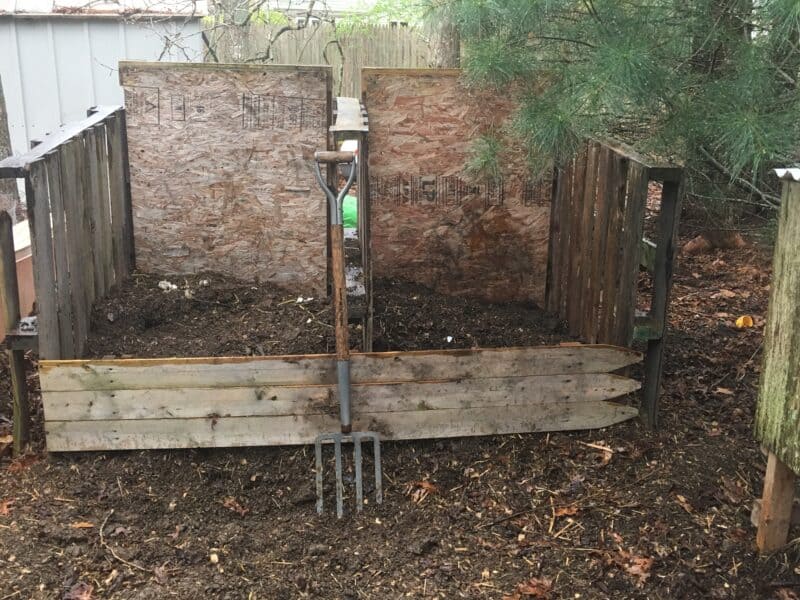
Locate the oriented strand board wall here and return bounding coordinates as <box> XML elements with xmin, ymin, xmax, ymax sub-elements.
<box><xmin>363</xmin><ymin>69</ymin><xmax>551</xmax><ymax>304</ymax></box>
<box><xmin>119</xmin><ymin>62</ymin><xmax>331</xmax><ymax>295</ymax></box>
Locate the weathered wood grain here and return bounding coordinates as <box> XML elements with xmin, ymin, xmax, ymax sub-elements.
<box><xmin>44</xmin><ymin>401</ymin><xmax>638</xmax><ymax>451</ymax></box>
<box><xmin>363</xmin><ymin>69</ymin><xmax>552</xmax><ymax>304</ymax></box>
<box><xmin>40</xmin><ymin>345</ymin><xmax>642</xmax><ymax>391</ymax></box>
<box><xmin>119</xmin><ymin>62</ymin><xmax>332</xmax><ymax>295</ymax></box>
<box><xmin>105</xmin><ymin>112</ymin><xmax>132</xmax><ymax>280</ymax></box>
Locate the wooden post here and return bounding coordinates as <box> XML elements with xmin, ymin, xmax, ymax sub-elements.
<box><xmin>757</xmin><ymin>452</ymin><xmax>797</xmax><ymax>553</ymax></box>
<box><xmin>640</xmin><ymin>176</ymin><xmax>683</xmax><ymax>428</ymax></box>
<box><xmin>0</xmin><ymin>212</ymin><xmax>28</xmax><ymax>454</ymax></box>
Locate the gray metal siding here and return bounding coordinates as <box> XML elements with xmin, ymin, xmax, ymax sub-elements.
<box><xmin>0</xmin><ymin>15</ymin><xmax>203</xmax><ymax>154</ymax></box>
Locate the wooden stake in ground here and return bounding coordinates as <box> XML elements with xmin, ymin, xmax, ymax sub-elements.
<box><xmin>0</xmin><ymin>212</ymin><xmax>28</xmax><ymax>454</ymax></box>
<box><xmin>0</xmin><ymin>75</ymin><xmax>19</xmax><ymax>221</ymax></box>
<box><xmin>754</xmin><ymin>176</ymin><xmax>800</xmax><ymax>553</ymax></box>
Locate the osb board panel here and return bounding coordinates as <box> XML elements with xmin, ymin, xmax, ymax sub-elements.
<box><xmin>119</xmin><ymin>62</ymin><xmax>331</xmax><ymax>295</ymax></box>
<box><xmin>363</xmin><ymin>69</ymin><xmax>552</xmax><ymax>304</ymax></box>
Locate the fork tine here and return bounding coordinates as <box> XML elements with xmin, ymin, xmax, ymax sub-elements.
<box><xmin>373</xmin><ymin>435</ymin><xmax>383</xmax><ymax>504</ymax></box>
<box><xmin>315</xmin><ymin>438</ymin><xmax>324</xmax><ymax>515</ymax></box>
<box><xmin>354</xmin><ymin>435</ymin><xmax>363</xmax><ymax>510</ymax></box>
<box><xmin>334</xmin><ymin>437</ymin><xmax>344</xmax><ymax>519</ymax></box>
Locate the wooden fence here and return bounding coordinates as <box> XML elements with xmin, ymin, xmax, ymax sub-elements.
<box><xmin>0</xmin><ymin>106</ymin><xmax>134</xmax><ymax>361</ymax></box>
<box><xmin>545</xmin><ymin>138</ymin><xmax>683</xmax><ymax>427</ymax></box>
<box><xmin>210</xmin><ymin>23</ymin><xmax>432</xmax><ymax>96</ymax></box>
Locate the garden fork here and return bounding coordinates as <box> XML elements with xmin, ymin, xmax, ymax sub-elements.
<box><xmin>312</xmin><ymin>150</ymin><xmax>383</xmax><ymax>518</ymax></box>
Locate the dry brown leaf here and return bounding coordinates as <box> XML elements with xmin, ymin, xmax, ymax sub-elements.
<box><xmin>554</xmin><ymin>506</ymin><xmax>579</xmax><ymax>517</ymax></box>
<box><xmin>222</xmin><ymin>496</ymin><xmax>249</xmax><ymax>517</ymax></box>
<box><xmin>735</xmin><ymin>315</ymin><xmax>754</xmax><ymax>329</ymax></box>
<box><xmin>0</xmin><ymin>499</ymin><xmax>14</xmax><ymax>516</ymax></box>
<box><xmin>714</xmin><ymin>387</ymin><xmax>735</xmax><ymax>395</ymax></box>
<box><xmin>503</xmin><ymin>577</ymin><xmax>553</xmax><ymax>599</ymax></box>
<box><xmin>7</xmin><ymin>454</ymin><xmax>39</xmax><ymax>473</ymax></box>
<box><xmin>624</xmin><ymin>555</ymin><xmax>654</xmax><ymax>587</ymax></box>
<box><xmin>404</xmin><ymin>480</ymin><xmax>440</xmax><ymax>504</ymax></box>
<box><xmin>775</xmin><ymin>588</ymin><xmax>800</xmax><ymax>600</ymax></box>
<box><xmin>675</xmin><ymin>494</ymin><xmax>694</xmax><ymax>514</ymax></box>
<box><xmin>70</xmin><ymin>521</ymin><xmax>95</xmax><ymax>529</ymax></box>
<box><xmin>711</xmin><ymin>289</ymin><xmax>737</xmax><ymax>299</ymax></box>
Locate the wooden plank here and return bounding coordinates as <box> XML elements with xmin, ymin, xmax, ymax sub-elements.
<box><xmin>598</xmin><ymin>153</ymin><xmax>629</xmax><ymax>344</ymax></box>
<box><xmin>105</xmin><ymin>113</ymin><xmax>129</xmax><ymax>280</ymax></box>
<box><xmin>59</xmin><ymin>140</ymin><xmax>89</xmax><ymax>357</ymax></box>
<box><xmin>0</xmin><ymin>106</ymin><xmax>120</xmax><ymax>177</ymax></box>
<box><xmin>0</xmin><ymin>212</ymin><xmax>29</xmax><ymax>454</ymax></box>
<box><xmin>592</xmin><ymin>137</ymin><xmax>682</xmax><ymax>182</ymax></box>
<box><xmin>43</xmin><ymin>401</ymin><xmax>639</xmax><ymax>452</ymax></box>
<box><xmin>85</xmin><ymin>128</ymin><xmax>107</xmax><ymax>297</ymax></box>
<box><xmin>616</xmin><ymin>163</ymin><xmax>649</xmax><ymax>345</ymax></box>
<box><xmin>44</xmin><ymin>152</ymin><xmax>76</xmax><ymax>359</ymax></box>
<box><xmin>757</xmin><ymin>452</ymin><xmax>797</xmax><ymax>553</ymax></box>
<box><xmin>117</xmin><ymin>109</ymin><xmax>135</xmax><ymax>273</ymax></box>
<box><xmin>40</xmin><ymin>345</ymin><xmax>643</xmax><ymax>392</ymax></box>
<box><xmin>567</xmin><ymin>146</ymin><xmax>587</xmax><ymax>334</ymax></box>
<box><xmin>544</xmin><ymin>167</ymin><xmax>563</xmax><ymax>313</ymax></box>
<box><xmin>557</xmin><ymin>158</ymin><xmax>574</xmax><ymax>319</ymax></box>
<box><xmin>76</xmin><ymin>132</ymin><xmax>96</xmax><ymax>309</ymax></box>
<box><xmin>42</xmin><ymin>372</ymin><xmax>640</xmax><ymax>421</ymax></box>
<box><xmin>92</xmin><ymin>124</ymin><xmax>114</xmax><ymax>292</ymax></box>
<box><xmin>577</xmin><ymin>141</ymin><xmax>600</xmax><ymax>340</ymax></box>
<box><xmin>586</xmin><ymin>146</ymin><xmax>613</xmax><ymax>343</ymax></box>
<box><xmin>640</xmin><ymin>176</ymin><xmax>683</xmax><ymax>427</ymax></box>
<box><xmin>25</xmin><ymin>161</ymin><xmax>61</xmax><ymax>359</ymax></box>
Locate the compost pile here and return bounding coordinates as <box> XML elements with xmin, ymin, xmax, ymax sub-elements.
<box><xmin>85</xmin><ymin>274</ymin><xmax>570</xmax><ymax>358</ymax></box>
<box><xmin>0</xmin><ymin>226</ymin><xmax>793</xmax><ymax>599</ymax></box>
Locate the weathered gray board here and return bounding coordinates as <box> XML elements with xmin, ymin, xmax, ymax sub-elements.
<box><xmin>40</xmin><ymin>345</ymin><xmax>641</xmax><ymax>451</ymax></box>
<box><xmin>119</xmin><ymin>62</ymin><xmax>332</xmax><ymax>295</ymax></box>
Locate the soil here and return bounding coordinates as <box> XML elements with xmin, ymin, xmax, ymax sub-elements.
<box><xmin>0</xmin><ymin>228</ymin><xmax>796</xmax><ymax>599</ymax></box>
<box><xmin>85</xmin><ymin>275</ymin><xmax>571</xmax><ymax>358</ymax></box>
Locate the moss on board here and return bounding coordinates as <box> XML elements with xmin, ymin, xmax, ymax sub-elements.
<box><xmin>755</xmin><ymin>180</ymin><xmax>800</xmax><ymax>474</ymax></box>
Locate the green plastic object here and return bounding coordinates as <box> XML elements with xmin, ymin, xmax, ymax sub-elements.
<box><xmin>343</xmin><ymin>195</ymin><xmax>358</xmax><ymax>228</ymax></box>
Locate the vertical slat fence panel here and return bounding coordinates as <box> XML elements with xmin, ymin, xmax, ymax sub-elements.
<box><xmin>76</xmin><ymin>132</ymin><xmax>96</xmax><ymax>309</ymax></box>
<box><xmin>44</xmin><ymin>151</ymin><xmax>76</xmax><ymax>359</ymax></box>
<box><xmin>566</xmin><ymin>147</ymin><xmax>587</xmax><ymax>334</ymax></box>
<box><xmin>577</xmin><ymin>142</ymin><xmax>600</xmax><ymax>340</ymax></box>
<box><xmin>86</xmin><ymin>128</ymin><xmax>108</xmax><ymax>297</ymax></box>
<box><xmin>599</xmin><ymin>154</ymin><xmax>628</xmax><ymax>344</ymax></box>
<box><xmin>25</xmin><ymin>160</ymin><xmax>61</xmax><ymax>359</ymax></box>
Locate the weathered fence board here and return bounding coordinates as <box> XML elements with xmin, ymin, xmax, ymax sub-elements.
<box><xmin>40</xmin><ymin>344</ymin><xmax>641</xmax><ymax>451</ymax></box>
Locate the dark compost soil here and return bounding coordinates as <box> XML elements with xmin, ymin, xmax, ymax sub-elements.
<box><xmin>84</xmin><ymin>275</ymin><xmax>570</xmax><ymax>358</ymax></box>
<box><xmin>0</xmin><ymin>230</ymin><xmax>795</xmax><ymax>600</ymax></box>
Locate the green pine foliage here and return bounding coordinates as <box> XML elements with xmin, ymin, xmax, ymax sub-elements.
<box><xmin>447</xmin><ymin>0</ymin><xmax>800</xmax><ymax>208</ymax></box>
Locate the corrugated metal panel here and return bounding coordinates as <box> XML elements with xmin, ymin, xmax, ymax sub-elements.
<box><xmin>0</xmin><ymin>15</ymin><xmax>203</xmax><ymax>154</ymax></box>
<box><xmin>0</xmin><ymin>0</ymin><xmax>208</xmax><ymax>16</ymax></box>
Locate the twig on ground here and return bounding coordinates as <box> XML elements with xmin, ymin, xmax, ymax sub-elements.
<box><xmin>100</xmin><ymin>509</ymin><xmax>152</xmax><ymax>574</ymax></box>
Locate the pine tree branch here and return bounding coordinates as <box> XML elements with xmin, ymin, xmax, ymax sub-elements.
<box><xmin>698</xmin><ymin>146</ymin><xmax>781</xmax><ymax>208</ymax></box>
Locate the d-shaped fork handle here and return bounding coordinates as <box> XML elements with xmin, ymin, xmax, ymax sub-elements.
<box><xmin>313</xmin><ymin>150</ymin><xmax>358</xmax><ymax>226</ymax></box>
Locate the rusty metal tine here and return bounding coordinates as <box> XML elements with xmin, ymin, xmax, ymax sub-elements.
<box><xmin>354</xmin><ymin>436</ymin><xmax>363</xmax><ymax>510</ymax></box>
<box><xmin>315</xmin><ymin>439</ymin><xmax>324</xmax><ymax>515</ymax></box>
<box><xmin>334</xmin><ymin>437</ymin><xmax>344</xmax><ymax>519</ymax></box>
<box><xmin>373</xmin><ymin>435</ymin><xmax>383</xmax><ymax>504</ymax></box>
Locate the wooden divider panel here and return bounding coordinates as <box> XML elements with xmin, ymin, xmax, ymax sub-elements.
<box><xmin>40</xmin><ymin>344</ymin><xmax>642</xmax><ymax>451</ymax></box>
<box><xmin>363</xmin><ymin>69</ymin><xmax>552</xmax><ymax>304</ymax></box>
<box><xmin>119</xmin><ymin>62</ymin><xmax>332</xmax><ymax>295</ymax></box>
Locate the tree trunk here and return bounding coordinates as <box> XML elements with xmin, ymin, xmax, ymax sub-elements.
<box><xmin>0</xmin><ymin>75</ymin><xmax>19</xmax><ymax>223</ymax></box>
<box><xmin>430</xmin><ymin>20</ymin><xmax>460</xmax><ymax>68</ymax></box>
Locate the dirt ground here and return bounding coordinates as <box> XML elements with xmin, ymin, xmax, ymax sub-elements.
<box><xmin>0</xmin><ymin>229</ymin><xmax>797</xmax><ymax>599</ymax></box>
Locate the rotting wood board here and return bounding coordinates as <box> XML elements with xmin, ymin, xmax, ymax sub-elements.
<box><xmin>39</xmin><ymin>344</ymin><xmax>641</xmax><ymax>451</ymax></box>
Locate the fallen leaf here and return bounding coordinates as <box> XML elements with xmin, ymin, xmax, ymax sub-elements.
<box><xmin>624</xmin><ymin>555</ymin><xmax>654</xmax><ymax>587</ymax></box>
<box><xmin>711</xmin><ymin>289</ymin><xmax>737</xmax><ymax>299</ymax></box>
<box><xmin>70</xmin><ymin>521</ymin><xmax>95</xmax><ymax>529</ymax></box>
<box><xmin>675</xmin><ymin>494</ymin><xmax>694</xmax><ymax>514</ymax></box>
<box><xmin>735</xmin><ymin>315</ymin><xmax>754</xmax><ymax>329</ymax></box>
<box><xmin>714</xmin><ymin>387</ymin><xmax>735</xmax><ymax>395</ymax></box>
<box><xmin>154</xmin><ymin>564</ymin><xmax>169</xmax><ymax>585</ymax></box>
<box><xmin>0</xmin><ymin>499</ymin><xmax>14</xmax><ymax>516</ymax></box>
<box><xmin>7</xmin><ymin>454</ymin><xmax>39</xmax><ymax>473</ymax></box>
<box><xmin>503</xmin><ymin>577</ymin><xmax>553</xmax><ymax>599</ymax></box>
<box><xmin>222</xmin><ymin>496</ymin><xmax>249</xmax><ymax>517</ymax></box>
<box><xmin>63</xmin><ymin>582</ymin><xmax>94</xmax><ymax>600</ymax></box>
<box><xmin>404</xmin><ymin>480</ymin><xmax>440</xmax><ymax>504</ymax></box>
<box><xmin>554</xmin><ymin>506</ymin><xmax>579</xmax><ymax>517</ymax></box>
<box><xmin>775</xmin><ymin>589</ymin><xmax>799</xmax><ymax>600</ymax></box>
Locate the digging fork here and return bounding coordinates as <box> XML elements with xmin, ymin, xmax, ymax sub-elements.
<box><xmin>312</xmin><ymin>150</ymin><xmax>383</xmax><ymax>518</ymax></box>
